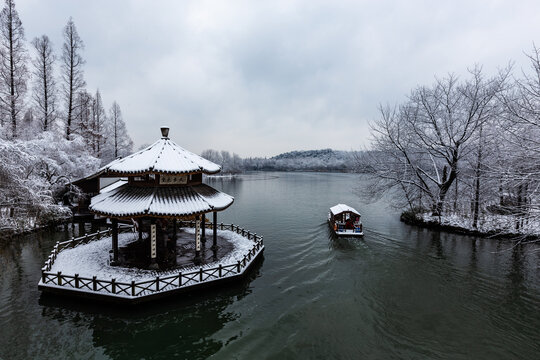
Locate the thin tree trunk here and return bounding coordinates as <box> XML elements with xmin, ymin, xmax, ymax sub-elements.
<box><xmin>8</xmin><ymin>5</ymin><xmax>16</xmax><ymax>138</ymax></box>
<box><xmin>472</xmin><ymin>125</ymin><xmax>483</xmax><ymax>228</ymax></box>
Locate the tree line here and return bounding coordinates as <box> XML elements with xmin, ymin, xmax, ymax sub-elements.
<box><xmin>200</xmin><ymin>148</ymin><xmax>358</xmax><ymax>174</ymax></box>
<box><xmin>0</xmin><ymin>0</ymin><xmax>133</xmax><ymax>234</ymax></box>
<box><xmin>364</xmin><ymin>49</ymin><xmax>540</xmax><ymax>235</ymax></box>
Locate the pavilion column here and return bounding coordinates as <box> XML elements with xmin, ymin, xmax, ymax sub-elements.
<box><xmin>138</xmin><ymin>218</ymin><xmax>143</xmax><ymax>242</ymax></box>
<box><xmin>195</xmin><ymin>215</ymin><xmax>201</xmax><ymax>261</ymax></box>
<box><xmin>149</xmin><ymin>218</ymin><xmax>158</xmax><ymax>269</ymax></box>
<box><xmin>111</xmin><ymin>218</ymin><xmax>119</xmax><ymax>265</ymax></box>
<box><xmin>201</xmin><ymin>213</ymin><xmax>206</xmax><ymax>245</ymax></box>
<box><xmin>212</xmin><ymin>211</ymin><xmax>217</xmax><ymax>250</ymax></box>
<box><xmin>172</xmin><ymin>219</ymin><xmax>177</xmax><ymax>241</ymax></box>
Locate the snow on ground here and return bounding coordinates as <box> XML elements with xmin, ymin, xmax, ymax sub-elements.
<box><xmin>419</xmin><ymin>212</ymin><xmax>540</xmax><ymax>236</ymax></box>
<box><xmin>50</xmin><ymin>229</ymin><xmax>257</xmax><ymax>283</ymax></box>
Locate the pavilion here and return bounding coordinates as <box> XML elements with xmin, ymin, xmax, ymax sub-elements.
<box><xmin>88</xmin><ymin>126</ymin><xmax>234</xmax><ymax>269</ymax></box>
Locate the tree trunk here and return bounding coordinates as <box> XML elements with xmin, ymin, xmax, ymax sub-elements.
<box><xmin>472</xmin><ymin>125</ymin><xmax>483</xmax><ymax>228</ymax></box>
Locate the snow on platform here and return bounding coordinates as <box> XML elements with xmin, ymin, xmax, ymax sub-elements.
<box><xmin>49</xmin><ymin>229</ymin><xmax>254</xmax><ymax>283</ymax></box>
<box><xmin>39</xmin><ymin>225</ymin><xmax>264</xmax><ymax>303</ymax></box>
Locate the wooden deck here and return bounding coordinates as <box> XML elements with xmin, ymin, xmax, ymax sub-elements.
<box><xmin>38</xmin><ymin>223</ymin><xmax>264</xmax><ymax>304</ymax></box>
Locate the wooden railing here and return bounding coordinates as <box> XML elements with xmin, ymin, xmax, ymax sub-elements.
<box><xmin>40</xmin><ymin>223</ymin><xmax>264</xmax><ymax>298</ymax></box>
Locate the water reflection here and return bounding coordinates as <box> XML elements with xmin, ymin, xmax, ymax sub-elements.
<box><xmin>2</xmin><ymin>172</ymin><xmax>540</xmax><ymax>360</ymax></box>
<box><xmin>505</xmin><ymin>245</ymin><xmax>527</xmax><ymax>306</ymax></box>
<box><xmin>38</xmin><ymin>258</ymin><xmax>263</xmax><ymax>360</ymax></box>
<box><xmin>429</xmin><ymin>231</ymin><xmax>446</xmax><ymax>259</ymax></box>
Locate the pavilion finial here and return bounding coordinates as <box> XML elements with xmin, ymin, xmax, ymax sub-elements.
<box><xmin>161</xmin><ymin>126</ymin><xmax>169</xmax><ymax>138</ymax></box>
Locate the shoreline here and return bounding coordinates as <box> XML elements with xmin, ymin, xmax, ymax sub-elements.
<box><xmin>0</xmin><ymin>218</ymin><xmax>72</xmax><ymax>241</ymax></box>
<box><xmin>400</xmin><ymin>212</ymin><xmax>540</xmax><ymax>242</ymax></box>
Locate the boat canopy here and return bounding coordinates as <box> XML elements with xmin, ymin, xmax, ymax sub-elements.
<box><xmin>330</xmin><ymin>204</ymin><xmax>361</xmax><ymax>216</ymax></box>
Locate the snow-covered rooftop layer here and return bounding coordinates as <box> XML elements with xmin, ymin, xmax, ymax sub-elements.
<box><xmin>49</xmin><ymin>230</ymin><xmax>255</xmax><ymax>282</ymax></box>
<box><xmin>89</xmin><ymin>183</ymin><xmax>234</xmax><ymax>217</ymax></box>
<box><xmin>330</xmin><ymin>203</ymin><xmax>361</xmax><ymax>216</ymax></box>
<box><xmin>98</xmin><ymin>136</ymin><xmax>221</xmax><ymax>175</ymax></box>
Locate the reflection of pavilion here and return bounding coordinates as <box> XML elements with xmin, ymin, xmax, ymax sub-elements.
<box><xmin>89</xmin><ymin>126</ymin><xmax>235</xmax><ymax>269</ymax></box>
<box><xmin>39</xmin><ymin>258</ymin><xmax>263</xmax><ymax>359</ymax></box>
<box><xmin>38</xmin><ymin>127</ymin><xmax>264</xmax><ymax>303</ymax></box>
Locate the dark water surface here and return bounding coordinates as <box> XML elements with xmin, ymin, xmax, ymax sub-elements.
<box><xmin>0</xmin><ymin>172</ymin><xmax>538</xmax><ymax>360</ymax></box>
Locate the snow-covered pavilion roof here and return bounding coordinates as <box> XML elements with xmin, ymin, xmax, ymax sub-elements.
<box><xmin>98</xmin><ymin>128</ymin><xmax>221</xmax><ymax>176</ymax></box>
<box><xmin>89</xmin><ymin>183</ymin><xmax>234</xmax><ymax>218</ymax></box>
<box><xmin>330</xmin><ymin>204</ymin><xmax>361</xmax><ymax>216</ymax></box>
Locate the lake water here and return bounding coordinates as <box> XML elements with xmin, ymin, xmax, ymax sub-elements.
<box><xmin>0</xmin><ymin>172</ymin><xmax>538</xmax><ymax>360</ymax></box>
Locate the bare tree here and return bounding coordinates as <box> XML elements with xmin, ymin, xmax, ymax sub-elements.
<box><xmin>91</xmin><ymin>89</ymin><xmax>105</xmax><ymax>156</ymax></box>
<box><xmin>498</xmin><ymin>46</ymin><xmax>540</xmax><ymax>232</ymax></box>
<box><xmin>106</xmin><ymin>101</ymin><xmax>133</xmax><ymax>160</ymax></box>
<box><xmin>61</xmin><ymin>18</ymin><xmax>85</xmax><ymax>140</ymax></box>
<box><xmin>31</xmin><ymin>35</ymin><xmax>57</xmax><ymax>131</ymax></box>
<box><xmin>0</xmin><ymin>0</ymin><xmax>27</xmax><ymax>139</ymax></box>
<box><xmin>73</xmin><ymin>90</ymin><xmax>93</xmax><ymax>146</ymax></box>
<box><xmin>369</xmin><ymin>67</ymin><xmax>508</xmax><ymax>216</ymax></box>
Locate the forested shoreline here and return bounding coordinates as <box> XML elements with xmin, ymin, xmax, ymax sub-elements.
<box><xmin>201</xmin><ymin>148</ymin><xmax>360</xmax><ymax>174</ymax></box>
<box><xmin>362</xmin><ymin>51</ymin><xmax>540</xmax><ymax>241</ymax></box>
<box><xmin>0</xmin><ymin>0</ymin><xmax>133</xmax><ymax>236</ymax></box>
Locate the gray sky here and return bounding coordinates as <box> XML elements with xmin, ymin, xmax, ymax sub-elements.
<box><xmin>18</xmin><ymin>0</ymin><xmax>540</xmax><ymax>157</ymax></box>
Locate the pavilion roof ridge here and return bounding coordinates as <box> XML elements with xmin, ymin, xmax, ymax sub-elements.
<box><xmin>93</xmin><ymin>130</ymin><xmax>221</xmax><ymax>176</ymax></box>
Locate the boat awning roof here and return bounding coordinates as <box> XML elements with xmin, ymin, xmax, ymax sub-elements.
<box><xmin>89</xmin><ymin>183</ymin><xmax>234</xmax><ymax>218</ymax></box>
<box><xmin>330</xmin><ymin>204</ymin><xmax>361</xmax><ymax>216</ymax></box>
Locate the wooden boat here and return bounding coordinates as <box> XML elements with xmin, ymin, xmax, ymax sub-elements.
<box><xmin>328</xmin><ymin>204</ymin><xmax>364</xmax><ymax>236</ymax></box>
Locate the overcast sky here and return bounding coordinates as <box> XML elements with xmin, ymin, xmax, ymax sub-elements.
<box><xmin>18</xmin><ymin>0</ymin><xmax>540</xmax><ymax>157</ymax></box>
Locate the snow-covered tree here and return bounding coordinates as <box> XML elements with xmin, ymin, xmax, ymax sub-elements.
<box><xmin>61</xmin><ymin>18</ymin><xmax>85</xmax><ymax>140</ymax></box>
<box><xmin>31</xmin><ymin>35</ymin><xmax>57</xmax><ymax>132</ymax></box>
<box><xmin>368</xmin><ymin>67</ymin><xmax>509</xmax><ymax>216</ymax></box>
<box><xmin>91</xmin><ymin>89</ymin><xmax>105</xmax><ymax>156</ymax></box>
<box><xmin>0</xmin><ymin>132</ymin><xmax>100</xmax><ymax>231</ymax></box>
<box><xmin>72</xmin><ymin>90</ymin><xmax>93</xmax><ymax>144</ymax></box>
<box><xmin>0</xmin><ymin>0</ymin><xmax>27</xmax><ymax>139</ymax></box>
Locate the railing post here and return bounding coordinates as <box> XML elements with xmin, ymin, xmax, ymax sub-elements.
<box><xmin>41</xmin><ymin>269</ymin><xmax>46</xmax><ymax>283</ymax></box>
<box><xmin>156</xmin><ymin>277</ymin><xmax>160</xmax><ymax>292</ymax></box>
<box><xmin>199</xmin><ymin>268</ymin><xmax>203</xmax><ymax>282</ymax></box>
<box><xmin>178</xmin><ymin>272</ymin><xmax>183</xmax><ymax>287</ymax></box>
<box><xmin>247</xmin><ymin>231</ymin><xmax>251</xmax><ymax>239</ymax></box>
<box><xmin>237</xmin><ymin>261</ymin><xmax>241</xmax><ymax>273</ymax></box>
<box><xmin>220</xmin><ymin>222</ymin><xmax>223</xmax><ymax>230</ymax></box>
<box><xmin>219</xmin><ymin>264</ymin><xmax>222</xmax><ymax>278</ymax></box>
<box><xmin>57</xmin><ymin>272</ymin><xmax>62</xmax><ymax>286</ymax></box>
<box><xmin>131</xmin><ymin>281</ymin><xmax>136</xmax><ymax>296</ymax></box>
<box><xmin>111</xmin><ymin>279</ymin><xmax>116</xmax><ymax>294</ymax></box>
<box><xmin>92</xmin><ymin>276</ymin><xmax>97</xmax><ymax>291</ymax></box>
<box><xmin>75</xmin><ymin>274</ymin><xmax>79</xmax><ymax>288</ymax></box>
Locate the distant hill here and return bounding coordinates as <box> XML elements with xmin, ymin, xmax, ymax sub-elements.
<box><xmin>202</xmin><ymin>148</ymin><xmax>361</xmax><ymax>173</ymax></box>
<box><xmin>244</xmin><ymin>149</ymin><xmax>359</xmax><ymax>172</ymax></box>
